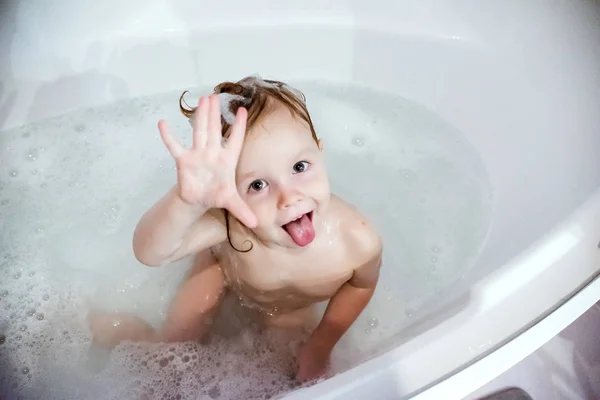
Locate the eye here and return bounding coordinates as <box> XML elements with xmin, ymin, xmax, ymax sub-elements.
<box><xmin>293</xmin><ymin>161</ymin><xmax>309</xmax><ymax>173</ymax></box>
<box><xmin>248</xmin><ymin>179</ymin><xmax>268</xmax><ymax>192</ymax></box>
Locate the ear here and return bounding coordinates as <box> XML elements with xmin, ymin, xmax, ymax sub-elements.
<box><xmin>317</xmin><ymin>139</ymin><xmax>324</xmax><ymax>152</ymax></box>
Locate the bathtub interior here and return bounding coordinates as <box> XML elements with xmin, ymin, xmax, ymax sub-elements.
<box><xmin>2</xmin><ymin>1</ymin><xmax>600</xmax><ymax>399</ymax></box>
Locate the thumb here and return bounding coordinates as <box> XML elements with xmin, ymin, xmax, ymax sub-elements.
<box><xmin>225</xmin><ymin>194</ymin><xmax>257</xmax><ymax>229</ymax></box>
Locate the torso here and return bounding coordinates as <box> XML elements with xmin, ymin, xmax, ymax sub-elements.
<box><xmin>211</xmin><ymin>195</ymin><xmax>381</xmax><ymax>315</ymax></box>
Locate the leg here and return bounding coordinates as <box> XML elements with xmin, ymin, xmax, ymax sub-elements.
<box><xmin>89</xmin><ymin>251</ymin><xmax>226</xmax><ymax>347</ymax></box>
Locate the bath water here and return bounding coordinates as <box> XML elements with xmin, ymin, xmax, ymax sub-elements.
<box><xmin>0</xmin><ymin>82</ymin><xmax>493</xmax><ymax>399</ymax></box>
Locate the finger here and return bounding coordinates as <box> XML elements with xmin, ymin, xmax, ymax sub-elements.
<box><xmin>226</xmin><ymin>194</ymin><xmax>257</xmax><ymax>229</ymax></box>
<box><xmin>192</xmin><ymin>96</ymin><xmax>209</xmax><ymax>149</ymax></box>
<box><xmin>225</xmin><ymin>107</ymin><xmax>248</xmax><ymax>159</ymax></box>
<box><xmin>206</xmin><ymin>94</ymin><xmax>222</xmax><ymax>150</ymax></box>
<box><xmin>158</xmin><ymin>120</ymin><xmax>185</xmax><ymax>158</ymax></box>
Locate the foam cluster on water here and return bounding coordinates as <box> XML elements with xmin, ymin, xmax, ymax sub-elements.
<box><xmin>0</xmin><ymin>82</ymin><xmax>493</xmax><ymax>399</ymax></box>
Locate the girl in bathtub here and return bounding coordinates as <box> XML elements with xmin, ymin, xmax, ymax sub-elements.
<box><xmin>89</xmin><ymin>75</ymin><xmax>382</xmax><ymax>381</ymax></box>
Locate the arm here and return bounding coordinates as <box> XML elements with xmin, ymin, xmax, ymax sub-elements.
<box><xmin>309</xmin><ymin>253</ymin><xmax>381</xmax><ymax>350</ymax></box>
<box><xmin>296</xmin><ymin>250</ymin><xmax>382</xmax><ymax>381</ymax></box>
<box><xmin>133</xmin><ymin>95</ymin><xmax>255</xmax><ymax>266</ymax></box>
<box><xmin>132</xmin><ymin>185</ymin><xmax>226</xmax><ymax>266</ymax></box>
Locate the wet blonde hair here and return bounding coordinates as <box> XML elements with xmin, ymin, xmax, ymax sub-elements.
<box><xmin>179</xmin><ymin>75</ymin><xmax>319</xmax><ymax>252</ymax></box>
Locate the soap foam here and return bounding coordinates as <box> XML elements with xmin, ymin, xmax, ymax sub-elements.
<box><xmin>0</xmin><ymin>82</ymin><xmax>492</xmax><ymax>399</ymax></box>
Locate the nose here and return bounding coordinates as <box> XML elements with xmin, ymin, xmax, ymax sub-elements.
<box><xmin>277</xmin><ymin>186</ymin><xmax>303</xmax><ymax>210</ymax></box>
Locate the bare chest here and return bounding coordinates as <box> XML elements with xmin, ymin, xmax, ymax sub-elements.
<box><xmin>215</xmin><ymin>244</ymin><xmax>354</xmax><ymax>307</ymax></box>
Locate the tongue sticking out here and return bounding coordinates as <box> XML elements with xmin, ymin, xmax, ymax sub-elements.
<box><xmin>283</xmin><ymin>213</ymin><xmax>315</xmax><ymax>247</ymax></box>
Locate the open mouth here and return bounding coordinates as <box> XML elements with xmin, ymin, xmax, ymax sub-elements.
<box><xmin>282</xmin><ymin>211</ymin><xmax>315</xmax><ymax>247</ymax></box>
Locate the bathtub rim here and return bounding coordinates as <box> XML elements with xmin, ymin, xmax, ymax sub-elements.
<box><xmin>283</xmin><ymin>187</ymin><xmax>600</xmax><ymax>399</ymax></box>
<box><xmin>412</xmin><ymin>273</ymin><xmax>600</xmax><ymax>400</ymax></box>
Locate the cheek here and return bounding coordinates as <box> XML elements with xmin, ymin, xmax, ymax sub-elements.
<box><xmin>247</xmin><ymin>196</ymin><xmax>277</xmax><ymax>223</ymax></box>
<box><xmin>303</xmin><ymin>170</ymin><xmax>329</xmax><ymax>195</ymax></box>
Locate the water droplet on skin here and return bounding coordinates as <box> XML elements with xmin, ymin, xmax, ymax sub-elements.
<box><xmin>352</xmin><ymin>136</ymin><xmax>364</xmax><ymax>147</ymax></box>
<box><xmin>36</xmin><ymin>313</ymin><xmax>44</xmax><ymax>321</ymax></box>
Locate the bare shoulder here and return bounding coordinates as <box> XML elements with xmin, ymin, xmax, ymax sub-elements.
<box><xmin>331</xmin><ymin>195</ymin><xmax>383</xmax><ymax>261</ymax></box>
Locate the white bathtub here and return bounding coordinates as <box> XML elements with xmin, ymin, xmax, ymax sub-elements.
<box><xmin>1</xmin><ymin>1</ymin><xmax>600</xmax><ymax>399</ymax></box>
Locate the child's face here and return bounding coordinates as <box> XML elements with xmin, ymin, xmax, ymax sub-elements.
<box><xmin>235</xmin><ymin>104</ymin><xmax>330</xmax><ymax>248</ymax></box>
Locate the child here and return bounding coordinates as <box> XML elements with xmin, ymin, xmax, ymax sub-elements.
<box><xmin>89</xmin><ymin>75</ymin><xmax>382</xmax><ymax>381</ymax></box>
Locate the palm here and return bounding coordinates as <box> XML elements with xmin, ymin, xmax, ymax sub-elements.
<box><xmin>158</xmin><ymin>95</ymin><xmax>257</xmax><ymax>228</ymax></box>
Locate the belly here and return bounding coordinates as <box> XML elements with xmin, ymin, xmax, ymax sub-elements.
<box><xmin>231</xmin><ymin>276</ymin><xmax>348</xmax><ymax>314</ymax></box>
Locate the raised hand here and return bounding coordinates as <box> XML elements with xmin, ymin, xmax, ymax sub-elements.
<box><xmin>158</xmin><ymin>95</ymin><xmax>257</xmax><ymax>228</ymax></box>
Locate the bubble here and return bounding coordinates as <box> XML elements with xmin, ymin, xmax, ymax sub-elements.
<box><xmin>352</xmin><ymin>136</ymin><xmax>364</xmax><ymax>147</ymax></box>
<box><xmin>0</xmin><ymin>334</ymin><xmax>4</xmax><ymax>344</ymax></box>
<box><xmin>28</xmin><ymin>271</ymin><xmax>35</xmax><ymax>277</ymax></box>
<box><xmin>27</xmin><ymin>149</ymin><xmax>39</xmax><ymax>161</ymax></box>
<box><xmin>27</xmin><ymin>308</ymin><xmax>36</xmax><ymax>316</ymax></box>
<box><xmin>13</xmin><ymin>271</ymin><xmax>21</xmax><ymax>279</ymax></box>
<box><xmin>21</xmin><ymin>367</ymin><xmax>29</xmax><ymax>375</ymax></box>
<box><xmin>208</xmin><ymin>385</ymin><xmax>221</xmax><ymax>399</ymax></box>
<box><xmin>431</xmin><ymin>257</ymin><xmax>438</xmax><ymax>263</ymax></box>
<box><xmin>74</xmin><ymin>123</ymin><xmax>86</xmax><ymax>132</ymax></box>
<box><xmin>31</xmin><ymin>169</ymin><xmax>38</xmax><ymax>175</ymax></box>
<box><xmin>368</xmin><ymin>317</ymin><xmax>379</xmax><ymax>328</ymax></box>
<box><xmin>9</xmin><ymin>170</ymin><xmax>18</xmax><ymax>177</ymax></box>
<box><xmin>0</xmin><ymin>290</ymin><xmax>7</xmax><ymax>297</ymax></box>
<box><xmin>36</xmin><ymin>313</ymin><xmax>44</xmax><ymax>321</ymax></box>
<box><xmin>42</xmin><ymin>294</ymin><xmax>49</xmax><ymax>301</ymax></box>
<box><xmin>1</xmin><ymin>199</ymin><xmax>8</xmax><ymax>205</ymax></box>
<box><xmin>432</xmin><ymin>246</ymin><xmax>440</xmax><ymax>253</ymax></box>
<box><xmin>19</xmin><ymin>325</ymin><xmax>27</xmax><ymax>332</ymax></box>
<box><xmin>40</xmin><ymin>182</ymin><xmax>47</xmax><ymax>189</ymax></box>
